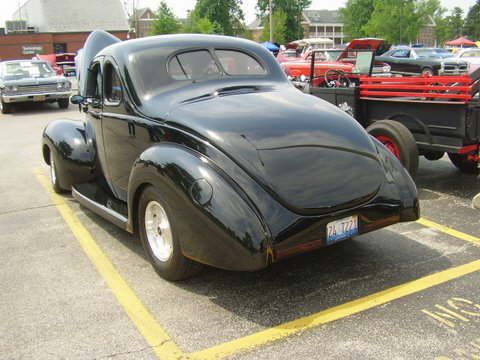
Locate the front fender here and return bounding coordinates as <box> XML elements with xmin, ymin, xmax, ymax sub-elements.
<box><xmin>127</xmin><ymin>144</ymin><xmax>272</xmax><ymax>271</ymax></box>
<box><xmin>42</xmin><ymin>119</ymin><xmax>96</xmax><ymax>189</ymax></box>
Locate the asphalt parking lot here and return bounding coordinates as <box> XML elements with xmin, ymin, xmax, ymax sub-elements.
<box><xmin>1</xmin><ymin>103</ymin><xmax>480</xmax><ymax>360</ymax></box>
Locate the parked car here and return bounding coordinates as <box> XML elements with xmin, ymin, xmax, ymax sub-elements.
<box><xmin>0</xmin><ymin>60</ymin><xmax>71</xmax><ymax>114</ymax></box>
<box><xmin>42</xmin><ymin>30</ymin><xmax>419</xmax><ymax>281</ymax></box>
<box><xmin>281</xmin><ymin>38</ymin><xmax>390</xmax><ymax>88</ymax></box>
<box><xmin>34</xmin><ymin>53</ymin><xmax>77</xmax><ymax>77</ymax></box>
<box><xmin>452</xmin><ymin>48</ymin><xmax>480</xmax><ymax>74</ymax></box>
<box><xmin>375</xmin><ymin>47</ymin><xmax>469</xmax><ymax>76</ymax></box>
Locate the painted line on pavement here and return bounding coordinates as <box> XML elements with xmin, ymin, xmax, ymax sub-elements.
<box><xmin>417</xmin><ymin>217</ymin><xmax>480</xmax><ymax>246</ymax></box>
<box><xmin>33</xmin><ymin>168</ymin><xmax>186</xmax><ymax>360</ymax></box>
<box><xmin>33</xmin><ymin>168</ymin><xmax>480</xmax><ymax>360</ymax></box>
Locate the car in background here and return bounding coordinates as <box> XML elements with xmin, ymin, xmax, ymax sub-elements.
<box><xmin>451</xmin><ymin>48</ymin><xmax>480</xmax><ymax>74</ymax></box>
<box><xmin>281</xmin><ymin>38</ymin><xmax>390</xmax><ymax>88</ymax></box>
<box><xmin>0</xmin><ymin>60</ymin><xmax>71</xmax><ymax>114</ymax></box>
<box><xmin>34</xmin><ymin>53</ymin><xmax>77</xmax><ymax>77</ymax></box>
<box><xmin>375</xmin><ymin>47</ymin><xmax>468</xmax><ymax>76</ymax></box>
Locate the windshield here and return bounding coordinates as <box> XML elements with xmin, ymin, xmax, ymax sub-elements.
<box><xmin>325</xmin><ymin>51</ymin><xmax>342</xmax><ymax>60</ymax></box>
<box><xmin>1</xmin><ymin>61</ymin><xmax>55</xmax><ymax>80</ymax></box>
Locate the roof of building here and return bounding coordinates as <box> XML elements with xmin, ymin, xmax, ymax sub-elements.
<box><xmin>13</xmin><ymin>0</ymin><xmax>129</xmax><ymax>32</ymax></box>
<box><xmin>130</xmin><ymin>7</ymin><xmax>155</xmax><ymax>21</ymax></box>
<box><xmin>303</xmin><ymin>10</ymin><xmax>341</xmax><ymax>25</ymax></box>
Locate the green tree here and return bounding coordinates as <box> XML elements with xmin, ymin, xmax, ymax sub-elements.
<box><xmin>362</xmin><ymin>0</ymin><xmax>442</xmax><ymax>44</ymax></box>
<box><xmin>151</xmin><ymin>1</ymin><xmax>182</xmax><ymax>35</ymax></box>
<box><xmin>193</xmin><ymin>0</ymin><xmax>244</xmax><ymax>35</ymax></box>
<box><xmin>436</xmin><ymin>7</ymin><xmax>465</xmax><ymax>44</ymax></box>
<box><xmin>339</xmin><ymin>0</ymin><xmax>375</xmax><ymax>40</ymax></box>
<box><xmin>183</xmin><ymin>9</ymin><xmax>221</xmax><ymax>34</ymax></box>
<box><xmin>464</xmin><ymin>0</ymin><xmax>480</xmax><ymax>40</ymax></box>
<box><xmin>260</xmin><ymin>10</ymin><xmax>287</xmax><ymax>43</ymax></box>
<box><xmin>257</xmin><ymin>0</ymin><xmax>312</xmax><ymax>42</ymax></box>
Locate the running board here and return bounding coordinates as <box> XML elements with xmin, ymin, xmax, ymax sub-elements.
<box><xmin>72</xmin><ymin>183</ymin><xmax>129</xmax><ymax>232</ymax></box>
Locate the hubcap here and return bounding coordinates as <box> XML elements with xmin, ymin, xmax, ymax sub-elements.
<box><xmin>376</xmin><ymin>135</ymin><xmax>401</xmax><ymax>159</ymax></box>
<box><xmin>50</xmin><ymin>157</ymin><xmax>57</xmax><ymax>185</ymax></box>
<box><xmin>145</xmin><ymin>201</ymin><xmax>173</xmax><ymax>262</ymax></box>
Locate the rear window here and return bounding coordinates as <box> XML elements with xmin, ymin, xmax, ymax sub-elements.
<box><xmin>168</xmin><ymin>50</ymin><xmax>221</xmax><ymax>81</ymax></box>
<box><xmin>215</xmin><ymin>50</ymin><xmax>266</xmax><ymax>75</ymax></box>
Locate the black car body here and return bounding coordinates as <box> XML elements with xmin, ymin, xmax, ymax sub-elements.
<box><xmin>0</xmin><ymin>60</ymin><xmax>71</xmax><ymax>114</ymax></box>
<box><xmin>41</xmin><ymin>31</ymin><xmax>419</xmax><ymax>280</ymax></box>
<box><xmin>376</xmin><ymin>47</ymin><xmax>468</xmax><ymax>75</ymax></box>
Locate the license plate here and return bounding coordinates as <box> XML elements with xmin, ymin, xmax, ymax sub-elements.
<box><xmin>326</xmin><ymin>216</ymin><xmax>358</xmax><ymax>244</ymax></box>
<box><xmin>33</xmin><ymin>95</ymin><xmax>46</xmax><ymax>102</ymax></box>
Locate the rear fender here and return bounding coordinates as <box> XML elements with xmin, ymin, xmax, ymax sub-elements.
<box><xmin>127</xmin><ymin>144</ymin><xmax>271</xmax><ymax>271</ymax></box>
<box><xmin>42</xmin><ymin>119</ymin><xmax>96</xmax><ymax>189</ymax></box>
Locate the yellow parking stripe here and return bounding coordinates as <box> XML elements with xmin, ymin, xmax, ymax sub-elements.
<box><xmin>191</xmin><ymin>259</ymin><xmax>480</xmax><ymax>359</ymax></box>
<box><xmin>34</xmin><ymin>166</ymin><xmax>480</xmax><ymax>360</ymax></box>
<box><xmin>33</xmin><ymin>168</ymin><xmax>186</xmax><ymax>360</ymax></box>
<box><xmin>417</xmin><ymin>218</ymin><xmax>480</xmax><ymax>245</ymax></box>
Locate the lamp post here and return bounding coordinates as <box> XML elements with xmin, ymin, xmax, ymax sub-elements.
<box><xmin>269</xmin><ymin>0</ymin><xmax>273</xmax><ymax>43</ymax></box>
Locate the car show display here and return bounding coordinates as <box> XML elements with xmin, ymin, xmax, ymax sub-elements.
<box><xmin>0</xmin><ymin>60</ymin><xmax>72</xmax><ymax>114</ymax></box>
<box><xmin>41</xmin><ymin>31</ymin><xmax>419</xmax><ymax>281</ymax></box>
<box><xmin>375</xmin><ymin>47</ymin><xmax>469</xmax><ymax>76</ymax></box>
<box><xmin>305</xmin><ymin>47</ymin><xmax>480</xmax><ymax>176</ymax></box>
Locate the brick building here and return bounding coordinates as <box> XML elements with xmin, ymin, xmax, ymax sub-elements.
<box><xmin>129</xmin><ymin>8</ymin><xmax>156</xmax><ymax>38</ymax></box>
<box><xmin>247</xmin><ymin>9</ymin><xmax>345</xmax><ymax>45</ymax></box>
<box><xmin>0</xmin><ymin>0</ymin><xmax>129</xmax><ymax>60</ymax></box>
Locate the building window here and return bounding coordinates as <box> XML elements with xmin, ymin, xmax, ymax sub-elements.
<box><xmin>53</xmin><ymin>43</ymin><xmax>67</xmax><ymax>53</ymax></box>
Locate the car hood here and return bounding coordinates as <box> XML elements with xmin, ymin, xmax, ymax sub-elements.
<box><xmin>166</xmin><ymin>88</ymin><xmax>386</xmax><ymax>214</ymax></box>
<box><xmin>1</xmin><ymin>76</ymin><xmax>67</xmax><ymax>86</ymax></box>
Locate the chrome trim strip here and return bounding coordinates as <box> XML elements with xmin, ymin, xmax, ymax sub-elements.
<box><xmin>72</xmin><ymin>186</ymin><xmax>128</xmax><ymax>231</ymax></box>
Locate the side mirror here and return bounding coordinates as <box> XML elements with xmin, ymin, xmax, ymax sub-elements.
<box><xmin>70</xmin><ymin>94</ymin><xmax>85</xmax><ymax>105</ymax></box>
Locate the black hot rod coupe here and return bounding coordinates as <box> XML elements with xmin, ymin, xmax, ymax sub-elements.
<box><xmin>41</xmin><ymin>31</ymin><xmax>419</xmax><ymax>280</ymax></box>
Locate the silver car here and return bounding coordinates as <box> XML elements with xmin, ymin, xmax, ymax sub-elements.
<box><xmin>0</xmin><ymin>60</ymin><xmax>71</xmax><ymax>114</ymax></box>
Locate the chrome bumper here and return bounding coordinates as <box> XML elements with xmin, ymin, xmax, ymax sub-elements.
<box><xmin>2</xmin><ymin>91</ymin><xmax>71</xmax><ymax>103</ymax></box>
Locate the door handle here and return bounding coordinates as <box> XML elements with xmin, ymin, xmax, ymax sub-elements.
<box><xmin>128</xmin><ymin>122</ymin><xmax>136</xmax><ymax>137</ymax></box>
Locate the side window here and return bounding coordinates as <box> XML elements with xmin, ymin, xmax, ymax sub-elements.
<box><xmin>392</xmin><ymin>50</ymin><xmax>409</xmax><ymax>58</ymax></box>
<box><xmin>104</xmin><ymin>62</ymin><xmax>122</xmax><ymax>104</ymax></box>
<box><xmin>86</xmin><ymin>63</ymin><xmax>102</xmax><ymax>100</ymax></box>
<box><xmin>168</xmin><ymin>50</ymin><xmax>221</xmax><ymax>81</ymax></box>
<box><xmin>215</xmin><ymin>50</ymin><xmax>266</xmax><ymax>75</ymax></box>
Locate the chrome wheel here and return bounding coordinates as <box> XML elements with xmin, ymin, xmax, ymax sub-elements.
<box><xmin>50</xmin><ymin>157</ymin><xmax>57</xmax><ymax>185</ymax></box>
<box><xmin>144</xmin><ymin>201</ymin><xmax>173</xmax><ymax>262</ymax></box>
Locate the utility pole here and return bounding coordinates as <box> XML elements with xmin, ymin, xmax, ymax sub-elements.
<box><xmin>269</xmin><ymin>0</ymin><xmax>273</xmax><ymax>42</ymax></box>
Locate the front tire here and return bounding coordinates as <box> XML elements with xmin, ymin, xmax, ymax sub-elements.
<box><xmin>447</xmin><ymin>153</ymin><xmax>479</xmax><ymax>174</ymax></box>
<box><xmin>367</xmin><ymin>120</ymin><xmax>419</xmax><ymax>176</ymax></box>
<box><xmin>0</xmin><ymin>100</ymin><xmax>13</xmax><ymax>114</ymax></box>
<box><xmin>49</xmin><ymin>152</ymin><xmax>67</xmax><ymax>194</ymax></box>
<box><xmin>58</xmin><ymin>99</ymin><xmax>69</xmax><ymax>109</ymax></box>
<box><xmin>138</xmin><ymin>186</ymin><xmax>200</xmax><ymax>281</ymax></box>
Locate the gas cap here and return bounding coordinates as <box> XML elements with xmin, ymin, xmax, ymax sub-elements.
<box><xmin>189</xmin><ymin>178</ymin><xmax>213</xmax><ymax>206</ymax></box>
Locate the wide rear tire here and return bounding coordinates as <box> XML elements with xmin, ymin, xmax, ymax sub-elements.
<box><xmin>447</xmin><ymin>153</ymin><xmax>479</xmax><ymax>174</ymax></box>
<box><xmin>138</xmin><ymin>186</ymin><xmax>200</xmax><ymax>281</ymax></box>
<box><xmin>366</xmin><ymin>120</ymin><xmax>419</xmax><ymax>177</ymax></box>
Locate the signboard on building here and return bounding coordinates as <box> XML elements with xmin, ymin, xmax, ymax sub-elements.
<box><xmin>22</xmin><ymin>45</ymin><xmax>43</xmax><ymax>55</ymax></box>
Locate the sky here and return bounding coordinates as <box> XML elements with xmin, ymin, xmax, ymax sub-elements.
<box><xmin>0</xmin><ymin>0</ymin><xmax>476</xmax><ymax>28</ymax></box>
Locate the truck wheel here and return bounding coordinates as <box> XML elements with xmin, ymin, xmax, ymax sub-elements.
<box><xmin>0</xmin><ymin>100</ymin><xmax>13</xmax><ymax>114</ymax></box>
<box><xmin>367</xmin><ymin>120</ymin><xmax>419</xmax><ymax>176</ymax></box>
<box><xmin>421</xmin><ymin>67</ymin><xmax>434</xmax><ymax>76</ymax></box>
<box><xmin>58</xmin><ymin>99</ymin><xmax>69</xmax><ymax>109</ymax></box>
<box><xmin>447</xmin><ymin>153</ymin><xmax>479</xmax><ymax>174</ymax></box>
<box><xmin>138</xmin><ymin>186</ymin><xmax>200</xmax><ymax>281</ymax></box>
